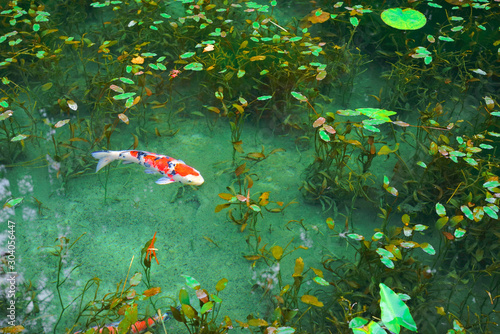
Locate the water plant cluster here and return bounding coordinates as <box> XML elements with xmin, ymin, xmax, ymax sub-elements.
<box><xmin>1</xmin><ymin>0</ymin><xmax>499</xmax><ymax>333</ymax></box>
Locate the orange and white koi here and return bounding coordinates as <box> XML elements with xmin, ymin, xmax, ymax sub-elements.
<box><xmin>74</xmin><ymin>311</ymin><xmax>172</xmax><ymax>334</ymax></box>
<box><xmin>91</xmin><ymin>150</ymin><xmax>204</xmax><ymax>185</ymax></box>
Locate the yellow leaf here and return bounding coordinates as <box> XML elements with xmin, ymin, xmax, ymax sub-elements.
<box><xmin>301</xmin><ymin>295</ymin><xmax>324</xmax><ymax>307</ymax></box>
<box><xmin>292</xmin><ymin>257</ymin><xmax>304</xmax><ymax>277</ymax></box>
<box><xmin>271</xmin><ymin>245</ymin><xmax>283</xmax><ymax>260</ymax></box>
<box><xmin>311</xmin><ymin>267</ymin><xmax>323</xmax><ymax>277</ymax></box>
<box><xmin>436</xmin><ymin>306</ymin><xmax>446</xmax><ymax>316</ymax></box>
<box><xmin>250</xmin><ymin>55</ymin><xmax>266</xmax><ymax>61</ymax></box>
<box><xmin>377</xmin><ymin>143</ymin><xmax>399</xmax><ymax>155</ymax></box>
<box><xmin>41</xmin><ymin>82</ymin><xmax>53</xmax><ymax>91</ymax></box>
<box><xmin>248</xmin><ymin>318</ymin><xmax>268</xmax><ymax>327</ymax></box>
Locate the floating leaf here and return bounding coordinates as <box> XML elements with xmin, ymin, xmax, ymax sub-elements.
<box><xmin>484</xmin><ymin>206</ymin><xmax>498</xmax><ymax>219</ymax></box>
<box><xmin>381</xmin><ymin>8</ymin><xmax>427</xmax><ymax>30</ymax></box>
<box><xmin>184</xmin><ymin>62</ymin><xmax>204</xmax><ymax>71</ymax></box>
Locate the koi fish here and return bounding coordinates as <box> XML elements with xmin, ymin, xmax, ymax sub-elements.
<box><xmin>91</xmin><ymin>150</ymin><xmax>204</xmax><ymax>185</ymax></box>
<box><xmin>74</xmin><ymin>310</ymin><xmax>172</xmax><ymax>334</ymax></box>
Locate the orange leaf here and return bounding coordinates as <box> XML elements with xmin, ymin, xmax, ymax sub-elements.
<box><xmin>143</xmin><ymin>287</ymin><xmax>161</xmax><ymax>297</ymax></box>
<box><xmin>218</xmin><ymin>193</ymin><xmax>234</xmax><ymax>201</ymax></box>
<box><xmin>118</xmin><ymin>113</ymin><xmax>129</xmax><ymax>124</ymax></box>
<box><xmin>313</xmin><ymin>117</ymin><xmax>326</xmax><ymax>128</ymax></box>
<box><xmin>133</xmin><ymin>96</ymin><xmax>141</xmax><ymax>106</ymax></box>
<box><xmin>215</xmin><ymin>203</ymin><xmax>230</xmax><ymax>212</ymax></box>
<box><xmin>145</xmin><ymin>87</ymin><xmax>152</xmax><ymax>96</ymax></box>
<box><xmin>250</xmin><ymin>55</ymin><xmax>266</xmax><ymax>61</ymax></box>
<box><xmin>131</xmin><ymin>56</ymin><xmax>144</xmax><ymax>64</ymax></box>
<box><xmin>442</xmin><ymin>231</ymin><xmax>454</xmax><ymax>240</ymax></box>
<box><xmin>235</xmin><ymin>162</ymin><xmax>246</xmax><ymax>176</ymax></box>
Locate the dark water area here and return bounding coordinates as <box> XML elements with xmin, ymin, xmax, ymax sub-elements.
<box><xmin>0</xmin><ymin>1</ymin><xmax>499</xmax><ymax>333</ymax></box>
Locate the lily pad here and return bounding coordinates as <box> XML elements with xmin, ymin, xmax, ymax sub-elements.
<box><xmin>381</xmin><ymin>8</ymin><xmax>427</xmax><ymax>30</ymax></box>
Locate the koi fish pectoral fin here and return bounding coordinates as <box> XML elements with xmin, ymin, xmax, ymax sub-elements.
<box><xmin>156</xmin><ymin>176</ymin><xmax>176</xmax><ymax>185</ymax></box>
<box><xmin>144</xmin><ymin>168</ymin><xmax>158</xmax><ymax>174</ymax></box>
<box><xmin>91</xmin><ymin>151</ymin><xmax>117</xmax><ymax>172</ymax></box>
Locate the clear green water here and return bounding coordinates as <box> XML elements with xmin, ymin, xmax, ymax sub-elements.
<box><xmin>0</xmin><ymin>0</ymin><xmax>499</xmax><ymax>333</ymax></box>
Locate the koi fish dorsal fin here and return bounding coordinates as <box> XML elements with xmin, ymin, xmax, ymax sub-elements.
<box><xmin>91</xmin><ymin>151</ymin><xmax>119</xmax><ymax>172</ymax></box>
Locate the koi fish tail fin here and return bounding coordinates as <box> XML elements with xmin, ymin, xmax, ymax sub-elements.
<box><xmin>91</xmin><ymin>150</ymin><xmax>120</xmax><ymax>172</ymax></box>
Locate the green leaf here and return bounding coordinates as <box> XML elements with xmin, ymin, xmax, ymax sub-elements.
<box><xmin>215</xmin><ymin>278</ymin><xmax>228</xmax><ymax>292</ymax></box>
<box><xmin>319</xmin><ymin>129</ymin><xmax>330</xmax><ymax>142</ymax></box>
<box><xmin>438</xmin><ymin>36</ymin><xmax>454</xmax><ymax>42</ymax></box>
<box><xmin>379</xmin><ymin>283</ymin><xmax>417</xmax><ymax>333</ymax></box>
<box><xmin>182</xmin><ymin>275</ymin><xmax>201</xmax><ymax>289</ymax></box>
<box><xmin>120</xmin><ymin>77</ymin><xmax>134</xmax><ymax>84</ymax></box>
<box><xmin>376</xmin><ymin>248</ymin><xmax>394</xmax><ymax>259</ymax></box>
<box><xmin>347</xmin><ymin>233</ymin><xmax>364</xmax><ymax>241</ymax></box>
<box><xmin>291</xmin><ymin>91</ymin><xmax>307</xmax><ymax>102</ymax></box>
<box><xmin>3</xmin><ymin>197</ymin><xmax>23</xmax><ymax>209</ymax></box>
<box><xmin>276</xmin><ymin>328</ymin><xmax>295</xmax><ymax>334</ymax></box>
<box><xmin>417</xmin><ymin>161</ymin><xmax>427</xmax><ymax>168</ymax></box>
<box><xmin>313</xmin><ymin>276</ymin><xmax>329</xmax><ymax>286</ymax></box>
<box><xmin>11</xmin><ymin>134</ymin><xmax>29</xmax><ymax>141</ymax></box>
<box><xmin>179</xmin><ymin>288</ymin><xmax>190</xmax><ymax>305</ymax></box>
<box><xmin>113</xmin><ymin>92</ymin><xmax>136</xmax><ymax>100</ymax></box>
<box><xmin>237</xmin><ymin>69</ymin><xmax>245</xmax><ymax>78</ymax></box>
<box><xmin>350</xmin><ymin>17</ymin><xmax>359</xmax><ymax>27</ymax></box>
<box><xmin>200</xmin><ymin>301</ymin><xmax>214</xmax><ymax>314</ymax></box>
<box><xmin>130</xmin><ymin>272</ymin><xmax>142</xmax><ymax>286</ymax></box>
<box><xmin>483</xmin><ymin>206</ymin><xmax>498</xmax><ymax>219</ymax></box>
<box><xmin>460</xmin><ymin>205</ymin><xmax>473</xmax><ymax>220</ymax></box>
<box><xmin>420</xmin><ymin>243</ymin><xmax>436</xmax><ymax>255</ymax></box>
<box><xmin>454</xmin><ymin>228</ymin><xmax>466</xmax><ymax>239</ymax></box>
<box><xmin>435</xmin><ymin>203</ymin><xmax>446</xmax><ymax>217</ymax></box>
<box><xmin>180</xmin><ymin>51</ymin><xmax>196</xmax><ymax>59</ymax></box>
<box><xmin>380</xmin><ymin>256</ymin><xmax>395</xmax><ymax>269</ymax></box>
<box><xmin>257</xmin><ymin>95</ymin><xmax>272</xmax><ymax>101</ymax></box>
<box><xmin>184</xmin><ymin>62</ymin><xmax>203</xmax><ymax>71</ymax></box>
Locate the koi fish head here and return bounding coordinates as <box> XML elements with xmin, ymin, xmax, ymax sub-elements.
<box><xmin>174</xmin><ymin>163</ymin><xmax>204</xmax><ymax>185</ymax></box>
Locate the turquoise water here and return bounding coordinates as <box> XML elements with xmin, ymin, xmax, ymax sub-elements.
<box><xmin>1</xmin><ymin>0</ymin><xmax>499</xmax><ymax>333</ymax></box>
